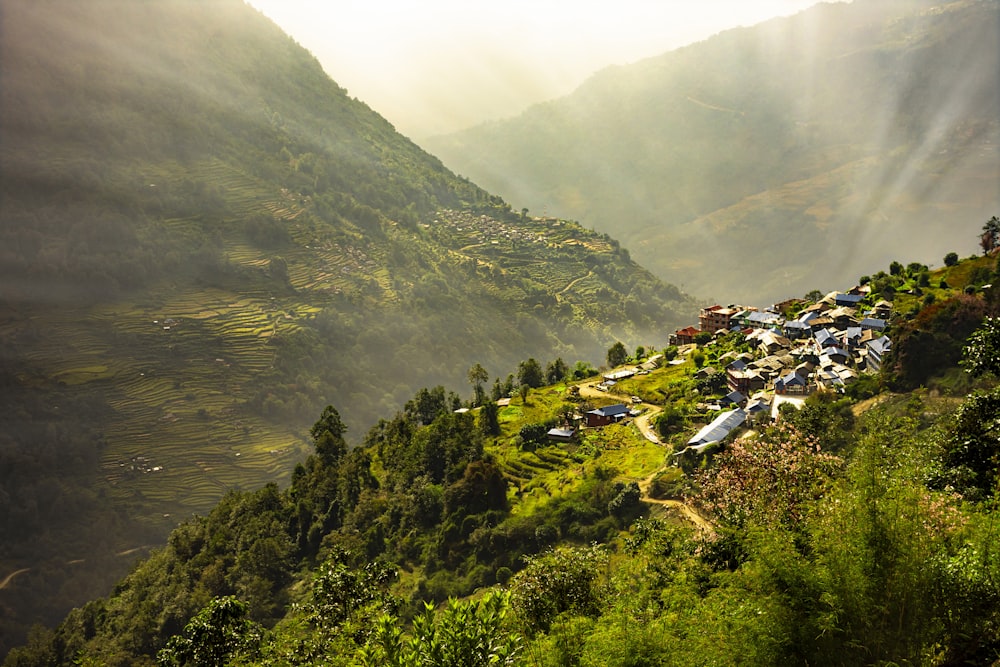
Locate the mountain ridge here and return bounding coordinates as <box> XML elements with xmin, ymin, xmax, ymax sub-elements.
<box><xmin>426</xmin><ymin>0</ymin><xmax>1000</xmax><ymax>305</ymax></box>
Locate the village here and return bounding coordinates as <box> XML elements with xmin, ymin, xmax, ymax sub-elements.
<box><xmin>543</xmin><ymin>285</ymin><xmax>892</xmax><ymax>457</ymax></box>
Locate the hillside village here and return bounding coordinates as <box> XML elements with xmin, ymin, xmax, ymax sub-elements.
<box><xmin>561</xmin><ymin>285</ymin><xmax>894</xmax><ymax>458</ymax></box>
<box><xmin>668</xmin><ymin>289</ymin><xmax>890</xmax><ymax>446</ymax></box>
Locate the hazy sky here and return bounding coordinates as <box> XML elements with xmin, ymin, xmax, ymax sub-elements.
<box><xmin>247</xmin><ymin>1</ymin><xmax>841</xmax><ymax>141</ymax></box>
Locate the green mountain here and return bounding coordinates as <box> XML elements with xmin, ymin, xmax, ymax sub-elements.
<box><xmin>426</xmin><ymin>0</ymin><xmax>1000</xmax><ymax>305</ymax></box>
<box><xmin>6</xmin><ymin>253</ymin><xmax>1000</xmax><ymax>665</ymax></box>
<box><xmin>0</xmin><ymin>0</ymin><xmax>694</xmax><ymax>654</ymax></box>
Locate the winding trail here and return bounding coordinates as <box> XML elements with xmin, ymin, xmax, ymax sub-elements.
<box><xmin>576</xmin><ymin>378</ymin><xmax>714</xmax><ymax>534</ymax></box>
<box><xmin>0</xmin><ymin>568</ymin><xmax>30</xmax><ymax>590</ymax></box>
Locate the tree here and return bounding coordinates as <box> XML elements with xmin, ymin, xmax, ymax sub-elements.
<box><xmin>479</xmin><ymin>400</ymin><xmax>500</xmax><ymax>436</ymax></box>
<box><xmin>693</xmin><ymin>331</ymin><xmax>713</xmax><ymax>346</ymax></box>
<box><xmin>467</xmin><ymin>363</ymin><xmax>488</xmax><ymax>406</ymax></box>
<box><xmin>606</xmin><ymin>341</ymin><xmax>628</xmax><ymax>368</ymax></box>
<box><xmin>890</xmin><ymin>260</ymin><xmax>904</xmax><ymax>276</ymax></box>
<box><xmin>311</xmin><ymin>405</ymin><xmax>348</xmax><ymax>465</ymax></box>
<box><xmin>635</xmin><ymin>345</ymin><xmax>646</xmax><ymax>360</ymax></box>
<box><xmin>269</xmin><ymin>256</ymin><xmax>288</xmax><ymax>284</ymax></box>
<box><xmin>359</xmin><ymin>592</ymin><xmax>521</xmax><ymax>667</ymax></box>
<box><xmin>963</xmin><ymin>316</ymin><xmax>1000</xmax><ymax>377</ymax></box>
<box><xmin>980</xmin><ymin>216</ymin><xmax>1000</xmax><ymax>255</ymax></box>
<box><xmin>944</xmin><ymin>252</ymin><xmax>959</xmax><ymax>267</ymax></box>
<box><xmin>517</xmin><ymin>358</ymin><xmax>544</xmax><ymax>389</ymax></box>
<box><xmin>545</xmin><ymin>357</ymin><xmax>568</xmax><ymax>385</ymax></box>
<box><xmin>157</xmin><ymin>597</ymin><xmax>261</xmax><ymax>667</ymax></box>
<box><xmin>804</xmin><ymin>289</ymin><xmax>823</xmax><ymax>302</ymax></box>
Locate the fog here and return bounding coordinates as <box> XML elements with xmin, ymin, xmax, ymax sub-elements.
<box><xmin>247</xmin><ymin>0</ymin><xmax>843</xmax><ymax>141</ymax></box>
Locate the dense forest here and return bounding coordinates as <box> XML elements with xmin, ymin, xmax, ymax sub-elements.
<box><xmin>427</xmin><ymin>0</ymin><xmax>1000</xmax><ymax>304</ymax></box>
<box><xmin>4</xmin><ymin>250</ymin><xmax>1000</xmax><ymax>665</ymax></box>
<box><xmin>0</xmin><ymin>0</ymin><xmax>694</xmax><ymax>654</ymax></box>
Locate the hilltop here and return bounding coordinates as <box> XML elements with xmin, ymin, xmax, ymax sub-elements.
<box><xmin>426</xmin><ymin>0</ymin><xmax>1000</xmax><ymax>304</ymax></box>
<box><xmin>0</xmin><ymin>0</ymin><xmax>693</xmax><ymax>653</ymax></box>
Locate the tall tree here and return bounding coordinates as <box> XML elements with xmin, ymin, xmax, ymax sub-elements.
<box><xmin>467</xmin><ymin>363</ymin><xmax>489</xmax><ymax>406</ymax></box>
<box><xmin>517</xmin><ymin>358</ymin><xmax>544</xmax><ymax>389</ymax></box>
<box><xmin>980</xmin><ymin>215</ymin><xmax>1000</xmax><ymax>255</ymax></box>
<box><xmin>606</xmin><ymin>341</ymin><xmax>628</xmax><ymax>368</ymax></box>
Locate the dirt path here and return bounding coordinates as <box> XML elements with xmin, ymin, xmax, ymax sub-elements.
<box><xmin>637</xmin><ymin>469</ymin><xmax>715</xmax><ymax>534</ymax></box>
<box><xmin>0</xmin><ymin>568</ymin><xmax>30</xmax><ymax>590</ymax></box>
<box><xmin>559</xmin><ymin>270</ymin><xmax>593</xmax><ymax>295</ymax></box>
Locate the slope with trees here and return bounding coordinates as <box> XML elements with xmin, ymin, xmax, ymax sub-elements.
<box><xmin>0</xmin><ymin>0</ymin><xmax>695</xmax><ymax>654</ymax></box>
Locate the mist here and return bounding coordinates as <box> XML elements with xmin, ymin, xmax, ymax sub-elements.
<box><xmin>246</xmin><ymin>0</ymin><xmax>844</xmax><ymax>141</ymax></box>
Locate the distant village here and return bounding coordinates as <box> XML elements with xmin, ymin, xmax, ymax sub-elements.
<box><xmin>549</xmin><ymin>286</ymin><xmax>892</xmax><ymax>456</ymax></box>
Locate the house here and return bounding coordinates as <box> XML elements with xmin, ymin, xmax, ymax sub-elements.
<box><xmin>783</xmin><ymin>320</ymin><xmax>811</xmax><ymax>339</ymax></box>
<box><xmin>814</xmin><ymin>328</ymin><xmax>837</xmax><ymax>349</ymax></box>
<box><xmin>866</xmin><ymin>336</ymin><xmax>892</xmax><ymax>373</ymax></box>
<box><xmin>775</xmin><ymin>370</ymin><xmax>810</xmax><ymax>395</ymax></box>
<box><xmin>726</xmin><ymin>358</ymin><xmax>748</xmax><ymax>372</ymax></box>
<box><xmin>640</xmin><ymin>354</ymin><xmax>663</xmax><ymax>371</ymax></box>
<box><xmin>808</xmin><ymin>316</ymin><xmax>835</xmax><ymax>332</ymax></box>
<box><xmin>684</xmin><ymin>408</ymin><xmax>747</xmax><ymax>449</ymax></box>
<box><xmin>720</xmin><ymin>390</ymin><xmax>747</xmax><ymax>407</ymax></box>
<box><xmin>699</xmin><ymin>305</ymin><xmax>738</xmax><ymax>333</ymax></box>
<box><xmin>746</xmin><ymin>311</ymin><xmax>783</xmax><ymax>329</ymax></box>
<box><xmin>672</xmin><ymin>326</ymin><xmax>702</xmax><ymax>346</ymax></box>
<box><xmin>603</xmin><ymin>369</ymin><xmax>635</xmax><ymax>381</ymax></box>
<box><xmin>842</xmin><ymin>327</ymin><xmax>864</xmax><ymax>350</ymax></box>
<box><xmin>860</xmin><ymin>317</ymin><xmax>886</xmax><ymax>332</ymax></box>
<box><xmin>820</xmin><ymin>346</ymin><xmax>849</xmax><ymax>365</ymax></box>
<box><xmin>826</xmin><ymin>307</ymin><xmax>859</xmax><ymax>328</ymax></box>
<box><xmin>547</xmin><ymin>427</ymin><xmax>576</xmax><ymax>443</ymax></box>
<box><xmin>757</xmin><ymin>331</ymin><xmax>791</xmax><ymax>354</ymax></box>
<box><xmin>584</xmin><ymin>403</ymin><xmax>630</xmax><ymax>427</ymax></box>
<box><xmin>746</xmin><ymin>396</ymin><xmax>771</xmax><ymax>415</ymax></box>
<box><xmin>871</xmin><ymin>300</ymin><xmax>893</xmax><ymax>320</ymax></box>
<box><xmin>727</xmin><ymin>368</ymin><xmax>767</xmax><ymax>395</ymax></box>
<box><xmin>834</xmin><ymin>292</ymin><xmax>865</xmax><ymax>307</ymax></box>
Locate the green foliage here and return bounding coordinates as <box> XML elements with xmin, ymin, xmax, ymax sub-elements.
<box><xmin>606</xmin><ymin>342</ymin><xmax>628</xmax><ymax>368</ymax></box>
<box><xmin>963</xmin><ymin>315</ymin><xmax>1000</xmax><ymax>377</ymax></box>
<box><xmin>359</xmin><ymin>592</ymin><xmax>521</xmax><ymax>667</ymax></box>
<box><xmin>944</xmin><ymin>251</ymin><xmax>960</xmax><ymax>267</ymax></box>
<box><xmin>157</xmin><ymin>597</ymin><xmax>261</xmax><ymax>667</ymax></box>
<box><xmin>510</xmin><ymin>545</ymin><xmax>609</xmax><ymax>635</ymax></box>
<box><xmin>518</xmin><ymin>359</ymin><xmax>545</xmax><ymax>389</ymax></box>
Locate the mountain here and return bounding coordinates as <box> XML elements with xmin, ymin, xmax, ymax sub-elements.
<box><xmin>426</xmin><ymin>0</ymin><xmax>1000</xmax><ymax>305</ymax></box>
<box><xmin>0</xmin><ymin>0</ymin><xmax>694</xmax><ymax>654</ymax></box>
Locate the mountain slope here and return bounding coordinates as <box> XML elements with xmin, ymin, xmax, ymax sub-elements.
<box><xmin>426</xmin><ymin>0</ymin><xmax>1000</xmax><ymax>304</ymax></box>
<box><xmin>0</xmin><ymin>0</ymin><xmax>694</xmax><ymax>654</ymax></box>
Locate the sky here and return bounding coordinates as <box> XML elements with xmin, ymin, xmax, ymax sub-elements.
<box><xmin>247</xmin><ymin>0</ymin><xmax>841</xmax><ymax>141</ymax></box>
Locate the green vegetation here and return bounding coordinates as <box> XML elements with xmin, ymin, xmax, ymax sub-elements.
<box><xmin>8</xmin><ymin>272</ymin><xmax>1000</xmax><ymax>665</ymax></box>
<box><xmin>0</xmin><ymin>0</ymin><xmax>695</xmax><ymax>654</ymax></box>
<box><xmin>427</xmin><ymin>0</ymin><xmax>1000</xmax><ymax>304</ymax></box>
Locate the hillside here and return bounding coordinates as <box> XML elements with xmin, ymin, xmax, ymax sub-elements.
<box><xmin>426</xmin><ymin>0</ymin><xmax>1000</xmax><ymax>305</ymax></box>
<box><xmin>6</xmin><ymin>252</ymin><xmax>1000</xmax><ymax>665</ymax></box>
<box><xmin>0</xmin><ymin>0</ymin><xmax>694</xmax><ymax>654</ymax></box>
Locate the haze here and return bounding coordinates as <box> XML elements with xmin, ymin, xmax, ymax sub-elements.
<box><xmin>247</xmin><ymin>0</ymin><xmax>844</xmax><ymax>141</ymax></box>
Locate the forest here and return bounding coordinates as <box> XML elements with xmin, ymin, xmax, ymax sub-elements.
<box><xmin>5</xmin><ymin>251</ymin><xmax>1000</xmax><ymax>665</ymax></box>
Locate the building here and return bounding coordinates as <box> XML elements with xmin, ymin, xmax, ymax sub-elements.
<box><xmin>867</xmin><ymin>336</ymin><xmax>892</xmax><ymax>373</ymax></box>
<box><xmin>699</xmin><ymin>305</ymin><xmax>738</xmax><ymax>333</ymax></box>
<box><xmin>775</xmin><ymin>370</ymin><xmax>810</xmax><ymax>395</ymax></box>
<box><xmin>547</xmin><ymin>428</ymin><xmax>576</xmax><ymax>443</ymax></box>
<box><xmin>584</xmin><ymin>403</ymin><xmax>630</xmax><ymax>427</ymax></box>
<box><xmin>672</xmin><ymin>326</ymin><xmax>702</xmax><ymax>346</ymax></box>
<box><xmin>684</xmin><ymin>408</ymin><xmax>747</xmax><ymax>449</ymax></box>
